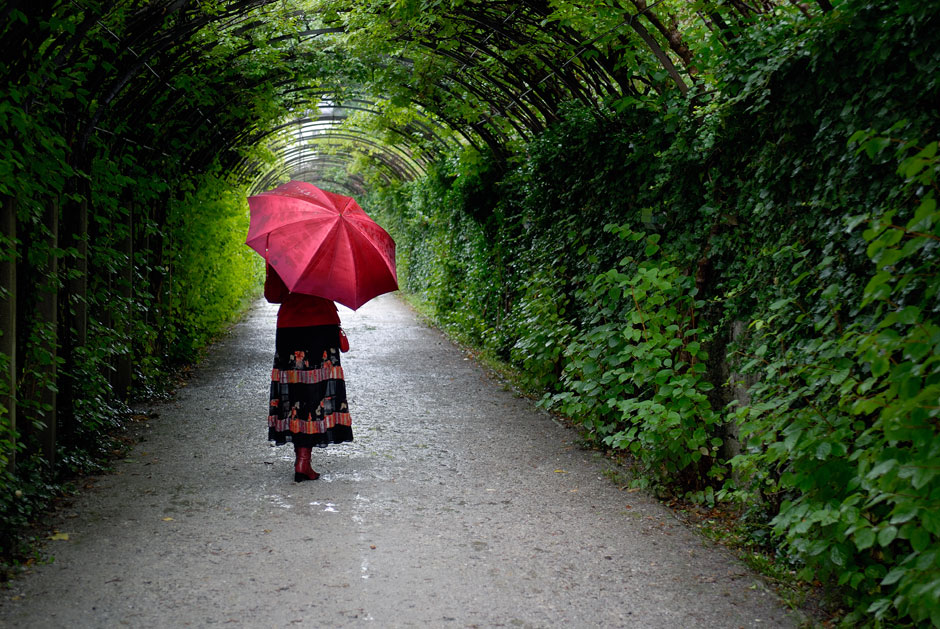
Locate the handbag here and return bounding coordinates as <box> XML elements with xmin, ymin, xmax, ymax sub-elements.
<box><xmin>338</xmin><ymin>327</ymin><xmax>350</xmax><ymax>352</ymax></box>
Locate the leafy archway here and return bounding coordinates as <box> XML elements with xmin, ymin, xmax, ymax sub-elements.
<box><xmin>8</xmin><ymin>3</ymin><xmax>940</xmax><ymax>627</ymax></box>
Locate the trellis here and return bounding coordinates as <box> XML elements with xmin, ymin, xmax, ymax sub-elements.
<box><xmin>0</xmin><ymin>0</ymin><xmax>830</xmax><ymax>470</ymax></box>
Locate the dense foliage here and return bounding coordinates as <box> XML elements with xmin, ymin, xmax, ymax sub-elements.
<box><xmin>367</xmin><ymin>2</ymin><xmax>940</xmax><ymax>625</ymax></box>
<box><xmin>0</xmin><ymin>2</ymin><xmax>299</xmax><ymax>562</ymax></box>
<box><xmin>2</xmin><ymin>0</ymin><xmax>937</xmax><ymax>626</ymax></box>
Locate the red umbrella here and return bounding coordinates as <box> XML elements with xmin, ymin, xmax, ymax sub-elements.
<box><xmin>246</xmin><ymin>180</ymin><xmax>398</xmax><ymax>310</ymax></box>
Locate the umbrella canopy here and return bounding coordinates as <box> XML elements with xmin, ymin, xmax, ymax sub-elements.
<box><xmin>246</xmin><ymin>181</ymin><xmax>398</xmax><ymax>310</ymax></box>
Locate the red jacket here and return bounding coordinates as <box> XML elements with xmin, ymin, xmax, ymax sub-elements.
<box><xmin>264</xmin><ymin>265</ymin><xmax>340</xmax><ymax>328</ymax></box>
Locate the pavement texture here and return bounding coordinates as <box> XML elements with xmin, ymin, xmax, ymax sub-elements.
<box><xmin>0</xmin><ymin>294</ymin><xmax>796</xmax><ymax>628</ymax></box>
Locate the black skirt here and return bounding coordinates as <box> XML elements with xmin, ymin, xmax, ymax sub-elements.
<box><xmin>268</xmin><ymin>324</ymin><xmax>353</xmax><ymax>448</ymax></box>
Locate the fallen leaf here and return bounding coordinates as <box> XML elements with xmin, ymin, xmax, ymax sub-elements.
<box><xmin>554</xmin><ymin>469</ymin><xmax>568</xmax><ymax>474</ymax></box>
<box><xmin>162</xmin><ymin>517</ymin><xmax>174</xmax><ymax>522</ymax></box>
<box><xmin>48</xmin><ymin>532</ymin><xmax>70</xmax><ymax>541</ymax></box>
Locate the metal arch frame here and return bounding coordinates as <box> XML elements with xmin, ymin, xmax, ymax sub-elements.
<box><xmin>246</xmin><ymin>123</ymin><xmax>419</xmax><ymax>194</ymax></box>
<box><xmin>267</xmin><ymin>128</ymin><xmax>425</xmax><ymax>181</ymax></box>
<box><xmin>11</xmin><ymin>0</ymin><xmax>703</xmax><ymax>190</ymax></box>
<box><xmin>270</xmin><ymin>132</ymin><xmax>421</xmax><ymax>180</ymax></box>
<box><xmin>224</xmin><ymin>86</ymin><xmax>457</xmax><ymax>157</ymax></box>
<box><xmin>251</xmin><ymin>151</ymin><xmax>395</xmax><ymax>195</ymax></box>
<box><xmin>87</xmin><ymin>2</ymin><xmax>577</xmax><ymax>169</ymax></box>
<box><xmin>227</xmin><ymin>84</ymin><xmax>473</xmax><ymax>185</ymax></box>
<box><xmin>232</xmin><ymin>112</ymin><xmax>432</xmax><ymax>187</ymax></box>
<box><xmin>270</xmin><ymin>106</ymin><xmax>445</xmax><ymax>169</ymax></box>
<box><xmin>274</xmin><ymin>90</ymin><xmax>461</xmax><ymax>156</ymax></box>
<box><xmin>372</xmin><ymin>2</ymin><xmax>632</xmax><ymax>130</ymax></box>
<box><xmin>298</xmin><ymin>116</ymin><xmax>436</xmax><ymax>168</ymax></box>
<box><xmin>325</xmin><ymin>52</ymin><xmax>520</xmax><ymax>152</ymax></box>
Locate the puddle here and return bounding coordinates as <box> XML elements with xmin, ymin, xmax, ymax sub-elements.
<box><xmin>317</xmin><ymin>471</ymin><xmax>363</xmax><ymax>483</ymax></box>
<box><xmin>309</xmin><ymin>501</ymin><xmax>338</xmax><ymax>513</ymax></box>
<box><xmin>266</xmin><ymin>494</ymin><xmax>293</xmax><ymax>509</ymax></box>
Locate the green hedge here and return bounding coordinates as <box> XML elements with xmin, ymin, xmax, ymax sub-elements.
<box><xmin>164</xmin><ymin>174</ymin><xmax>264</xmax><ymax>362</ymax></box>
<box><xmin>0</xmin><ymin>139</ymin><xmax>263</xmax><ymax>562</ymax></box>
<box><xmin>367</xmin><ymin>2</ymin><xmax>940</xmax><ymax>625</ymax></box>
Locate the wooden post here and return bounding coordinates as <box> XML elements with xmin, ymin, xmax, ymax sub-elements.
<box><xmin>71</xmin><ymin>192</ymin><xmax>88</xmax><ymax>356</ymax></box>
<box><xmin>60</xmin><ymin>182</ymin><xmax>89</xmax><ymax>439</ymax></box>
<box><xmin>150</xmin><ymin>191</ymin><xmax>169</xmax><ymax>358</ymax></box>
<box><xmin>724</xmin><ymin>320</ymin><xmax>759</xmax><ymax>463</ymax></box>
<box><xmin>36</xmin><ymin>197</ymin><xmax>59</xmax><ymax>468</ymax></box>
<box><xmin>112</xmin><ymin>200</ymin><xmax>133</xmax><ymax>400</ymax></box>
<box><xmin>0</xmin><ymin>196</ymin><xmax>17</xmax><ymax>472</ymax></box>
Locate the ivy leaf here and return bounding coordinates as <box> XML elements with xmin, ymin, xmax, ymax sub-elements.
<box><xmin>866</xmin><ymin>459</ymin><xmax>897</xmax><ymax>479</ymax></box>
<box><xmin>830</xmin><ymin>544</ymin><xmax>849</xmax><ymax>567</ymax></box>
<box><xmin>897</xmin><ymin>375</ymin><xmax>922</xmax><ymax>400</ymax></box>
<box><xmin>830</xmin><ymin>368</ymin><xmax>851</xmax><ymax>386</ymax></box>
<box><xmin>909</xmin><ymin>527</ymin><xmax>931</xmax><ymax>552</ymax></box>
<box><xmin>863</xmin><ymin>136</ymin><xmax>892</xmax><ymax>158</ymax></box>
<box><xmin>921</xmin><ymin>508</ymin><xmax>940</xmax><ymax>535</ymax></box>
<box><xmin>862</xmin><ymin>272</ymin><xmax>893</xmax><ymax>302</ymax></box>
<box><xmin>881</xmin><ymin>567</ymin><xmax>905</xmax><ymax>586</ymax></box>
<box><xmin>897</xmin><ymin>306</ymin><xmax>921</xmax><ymax>325</ymax></box>
<box><xmin>870</xmin><ymin>355</ymin><xmax>890</xmax><ymax>377</ymax></box>
<box><xmin>890</xmin><ymin>503</ymin><xmax>919</xmax><ymax>525</ymax></box>
<box><xmin>845</xmin><ymin>214</ymin><xmax>870</xmax><ymax>233</ymax></box>
<box><xmin>877</xmin><ymin>525</ymin><xmax>898</xmax><ymax>547</ymax></box>
<box><xmin>854</xmin><ymin>527</ymin><xmax>876</xmax><ymax>551</ymax></box>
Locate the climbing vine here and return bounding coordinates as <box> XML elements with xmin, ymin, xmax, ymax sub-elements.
<box><xmin>545</xmin><ymin>225</ymin><xmax>723</xmax><ymax>497</ymax></box>
<box><xmin>728</xmin><ymin>129</ymin><xmax>939</xmax><ymax>626</ymax></box>
<box><xmin>0</xmin><ymin>1</ymin><xmax>310</xmax><ymax>563</ymax></box>
<box><xmin>370</xmin><ymin>2</ymin><xmax>940</xmax><ymax>625</ymax></box>
<box><xmin>2</xmin><ymin>0</ymin><xmax>937</xmax><ymax>626</ymax></box>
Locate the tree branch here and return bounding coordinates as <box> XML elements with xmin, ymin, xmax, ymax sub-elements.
<box><xmin>627</xmin><ymin>17</ymin><xmax>689</xmax><ymax>95</ymax></box>
<box><xmin>630</xmin><ymin>0</ymin><xmax>695</xmax><ymax>71</ymax></box>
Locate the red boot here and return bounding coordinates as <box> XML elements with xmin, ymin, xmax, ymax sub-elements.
<box><xmin>294</xmin><ymin>446</ymin><xmax>319</xmax><ymax>482</ymax></box>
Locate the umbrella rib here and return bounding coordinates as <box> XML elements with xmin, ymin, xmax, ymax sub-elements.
<box><xmin>343</xmin><ymin>218</ymin><xmax>397</xmax><ymax>277</ymax></box>
<box><xmin>300</xmin><ymin>220</ymin><xmax>345</xmax><ymax>287</ymax></box>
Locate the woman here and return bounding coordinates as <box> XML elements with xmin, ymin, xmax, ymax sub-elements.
<box><xmin>265</xmin><ymin>263</ymin><xmax>353</xmax><ymax>481</ymax></box>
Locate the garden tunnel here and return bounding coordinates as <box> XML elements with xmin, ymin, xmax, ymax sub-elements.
<box><xmin>5</xmin><ymin>3</ymin><xmax>940</xmax><ymax>626</ymax></box>
<box><xmin>2</xmin><ymin>0</ymin><xmax>754</xmax><ymax>472</ymax></box>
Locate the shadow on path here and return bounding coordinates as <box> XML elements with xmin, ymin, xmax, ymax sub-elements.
<box><xmin>0</xmin><ymin>295</ymin><xmax>795</xmax><ymax>628</ymax></box>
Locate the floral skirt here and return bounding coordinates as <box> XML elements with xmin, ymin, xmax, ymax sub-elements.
<box><xmin>268</xmin><ymin>324</ymin><xmax>353</xmax><ymax>448</ymax></box>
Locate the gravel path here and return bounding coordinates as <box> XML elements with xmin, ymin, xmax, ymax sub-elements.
<box><xmin>0</xmin><ymin>294</ymin><xmax>795</xmax><ymax>628</ymax></box>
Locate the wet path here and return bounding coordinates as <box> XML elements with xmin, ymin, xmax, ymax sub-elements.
<box><xmin>0</xmin><ymin>295</ymin><xmax>794</xmax><ymax>628</ymax></box>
